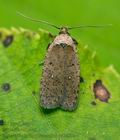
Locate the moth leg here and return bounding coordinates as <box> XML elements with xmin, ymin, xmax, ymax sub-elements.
<box><xmin>48</xmin><ymin>32</ymin><xmax>56</xmax><ymax>39</ymax></box>
<box><xmin>47</xmin><ymin>43</ymin><xmax>51</xmax><ymax>50</ymax></box>
<box><xmin>72</xmin><ymin>37</ymin><xmax>78</xmax><ymax>45</ymax></box>
<box><xmin>47</xmin><ymin>35</ymin><xmax>56</xmax><ymax>50</ymax></box>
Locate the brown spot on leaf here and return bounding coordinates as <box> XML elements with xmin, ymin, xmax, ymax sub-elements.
<box><xmin>93</xmin><ymin>80</ymin><xmax>110</xmax><ymax>102</ymax></box>
<box><xmin>3</xmin><ymin>35</ymin><xmax>13</xmax><ymax>47</ymax></box>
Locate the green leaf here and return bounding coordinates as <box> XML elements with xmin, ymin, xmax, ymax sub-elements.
<box><xmin>0</xmin><ymin>28</ymin><xmax>120</xmax><ymax>140</ymax></box>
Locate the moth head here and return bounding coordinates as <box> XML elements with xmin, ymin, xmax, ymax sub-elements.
<box><xmin>59</xmin><ymin>27</ymin><xmax>69</xmax><ymax>34</ymax></box>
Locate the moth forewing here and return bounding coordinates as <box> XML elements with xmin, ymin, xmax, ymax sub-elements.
<box><xmin>40</xmin><ymin>28</ymin><xmax>80</xmax><ymax>111</ymax></box>
<box><xmin>60</xmin><ymin>44</ymin><xmax>80</xmax><ymax>111</ymax></box>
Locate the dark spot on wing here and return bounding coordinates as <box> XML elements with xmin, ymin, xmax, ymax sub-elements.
<box><xmin>93</xmin><ymin>80</ymin><xmax>110</xmax><ymax>102</ymax></box>
<box><xmin>49</xmin><ymin>62</ymin><xmax>52</xmax><ymax>65</ymax></box>
<box><xmin>0</xmin><ymin>120</ymin><xmax>4</xmax><ymax>126</ymax></box>
<box><xmin>3</xmin><ymin>35</ymin><xmax>14</xmax><ymax>47</ymax></box>
<box><xmin>1</xmin><ymin>83</ymin><xmax>11</xmax><ymax>92</ymax></box>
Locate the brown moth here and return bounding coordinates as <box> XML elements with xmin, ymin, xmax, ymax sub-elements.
<box><xmin>41</xmin><ymin>27</ymin><xmax>80</xmax><ymax>111</ymax></box>
<box><xmin>17</xmin><ymin>12</ymin><xmax>111</xmax><ymax>111</ymax></box>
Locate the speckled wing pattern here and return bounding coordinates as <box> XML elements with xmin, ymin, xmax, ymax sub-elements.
<box><xmin>40</xmin><ymin>43</ymin><xmax>80</xmax><ymax>111</ymax></box>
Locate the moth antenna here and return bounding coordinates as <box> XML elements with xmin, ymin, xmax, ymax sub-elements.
<box><xmin>68</xmin><ymin>24</ymin><xmax>112</xmax><ymax>30</ymax></box>
<box><xmin>17</xmin><ymin>11</ymin><xmax>60</xmax><ymax>29</ymax></box>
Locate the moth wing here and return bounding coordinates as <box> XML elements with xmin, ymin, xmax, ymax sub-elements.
<box><xmin>60</xmin><ymin>45</ymin><xmax>80</xmax><ymax>111</ymax></box>
<box><xmin>40</xmin><ymin>44</ymin><xmax>65</xmax><ymax>109</ymax></box>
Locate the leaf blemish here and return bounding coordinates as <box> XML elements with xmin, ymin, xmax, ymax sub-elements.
<box><xmin>32</xmin><ymin>91</ymin><xmax>36</xmax><ymax>95</ymax></box>
<box><xmin>91</xmin><ymin>101</ymin><xmax>97</xmax><ymax>106</ymax></box>
<box><xmin>93</xmin><ymin>80</ymin><xmax>110</xmax><ymax>103</ymax></box>
<box><xmin>92</xmin><ymin>73</ymin><xmax>95</xmax><ymax>77</ymax></box>
<box><xmin>0</xmin><ymin>119</ymin><xmax>4</xmax><ymax>126</ymax></box>
<box><xmin>1</xmin><ymin>83</ymin><xmax>11</xmax><ymax>92</ymax></box>
<box><xmin>3</xmin><ymin>35</ymin><xmax>14</xmax><ymax>47</ymax></box>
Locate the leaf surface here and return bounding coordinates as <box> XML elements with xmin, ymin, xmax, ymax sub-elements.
<box><xmin>0</xmin><ymin>28</ymin><xmax>120</xmax><ymax>140</ymax></box>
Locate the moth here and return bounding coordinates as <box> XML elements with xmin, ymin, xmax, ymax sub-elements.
<box><xmin>18</xmin><ymin>12</ymin><xmax>110</xmax><ymax>111</ymax></box>
<box><xmin>41</xmin><ymin>27</ymin><xmax>80</xmax><ymax>111</ymax></box>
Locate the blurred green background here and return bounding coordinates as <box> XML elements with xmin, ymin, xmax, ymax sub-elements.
<box><xmin>0</xmin><ymin>0</ymin><xmax>120</xmax><ymax>72</ymax></box>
